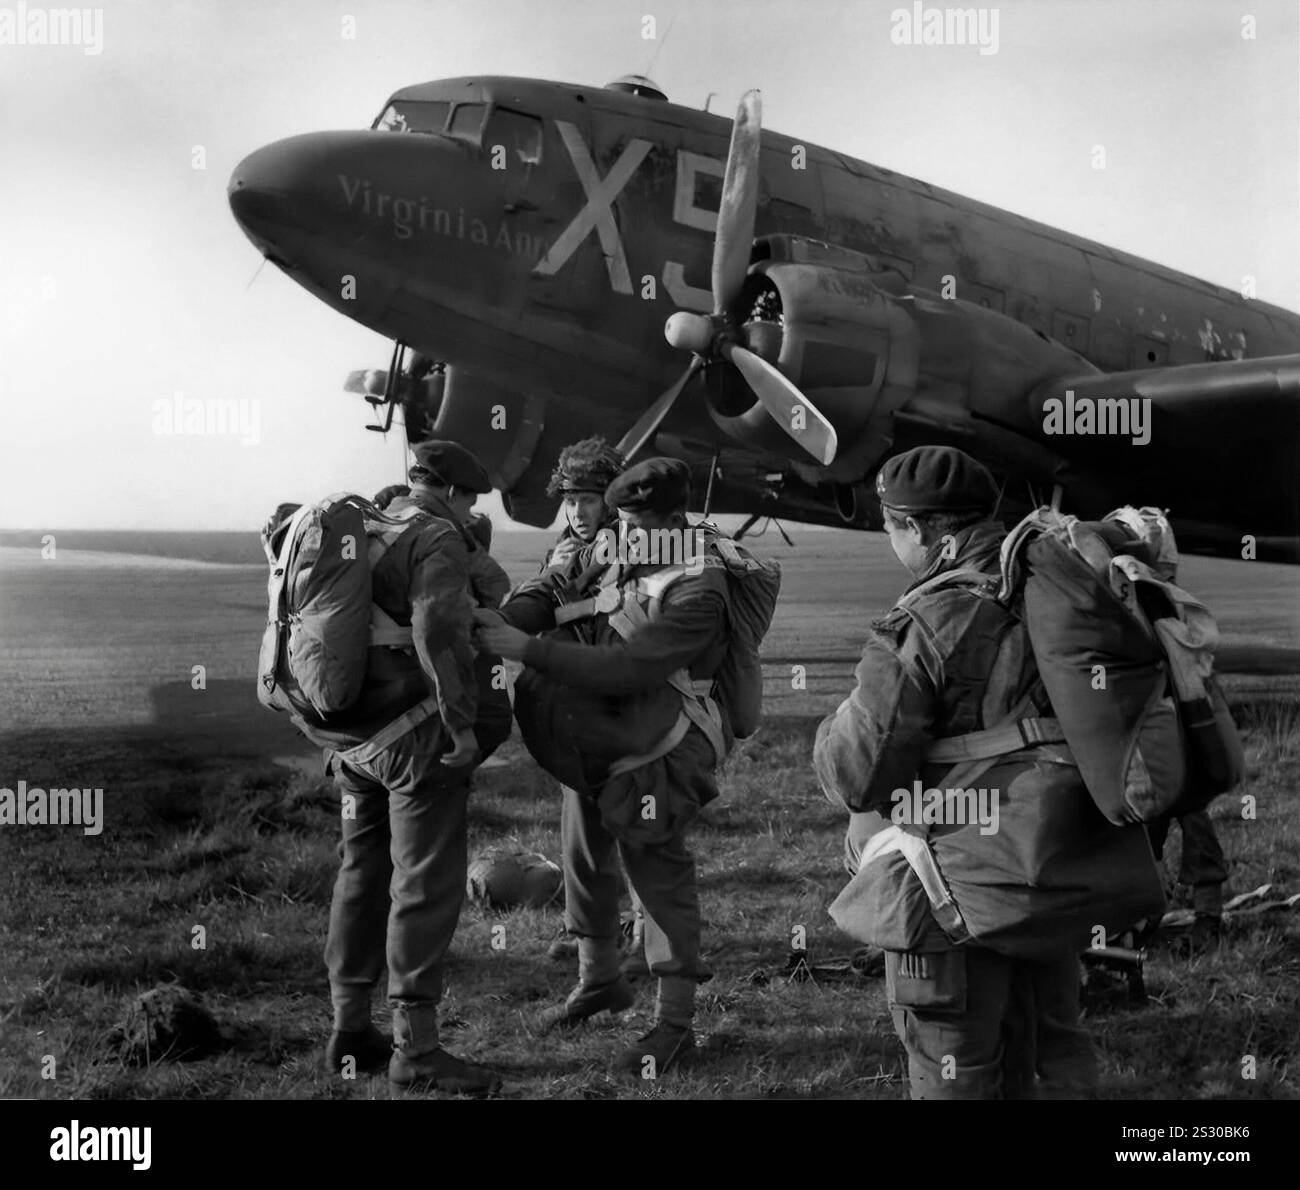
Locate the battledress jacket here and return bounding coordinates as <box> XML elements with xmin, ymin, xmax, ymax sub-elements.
<box><xmin>391</xmin><ymin>492</ymin><xmax>513</xmax><ymax>758</ymax></box>
<box><xmin>499</xmin><ymin>542</ymin><xmax>731</xmax><ymax>841</ymax></box>
<box><xmin>813</xmin><ymin>520</ymin><xmax>1163</xmax><ymax>959</ymax></box>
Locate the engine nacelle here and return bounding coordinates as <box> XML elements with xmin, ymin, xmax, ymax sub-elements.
<box><xmin>423</xmin><ymin>366</ymin><xmax>621</xmax><ymax>529</ymax></box>
<box><xmin>704</xmin><ymin>236</ymin><xmax>921</xmax><ymax>480</ymax></box>
<box><xmin>361</xmin><ymin>363</ymin><xmax>560</xmax><ymax>527</ymax></box>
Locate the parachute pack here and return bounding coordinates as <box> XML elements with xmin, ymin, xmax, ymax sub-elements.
<box><xmin>929</xmin><ymin>506</ymin><xmax>1245</xmax><ymax>825</ymax></box>
<box><xmin>522</xmin><ymin>524</ymin><xmax>781</xmax><ymax>790</ymax></box>
<box><xmin>256</xmin><ymin>493</ymin><xmax>424</xmax><ymax>722</ymax></box>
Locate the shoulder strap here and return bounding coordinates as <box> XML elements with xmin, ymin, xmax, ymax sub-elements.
<box><xmin>712</xmin><ymin>536</ymin><xmax>763</xmax><ymax>574</ymax></box>
<box><xmin>922</xmin><ymin>687</ymin><xmax>1070</xmax><ymax>797</ymax></box>
<box><xmin>364</xmin><ymin>505</ymin><xmax>428</xmax><ymax>649</ymax></box>
<box><xmin>366</xmin><ymin>504</ymin><xmax>425</xmax><ymax>559</ymax></box>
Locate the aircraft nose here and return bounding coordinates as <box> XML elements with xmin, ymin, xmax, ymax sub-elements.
<box><xmin>227</xmin><ymin>143</ymin><xmax>276</xmax><ymax>233</ymax></box>
<box><xmin>228</xmin><ymin>133</ymin><xmax>347</xmax><ymax>255</ymax></box>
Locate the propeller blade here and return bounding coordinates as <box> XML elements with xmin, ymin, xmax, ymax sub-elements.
<box><xmin>723</xmin><ymin>344</ymin><xmax>838</xmax><ymax>465</ymax></box>
<box><xmin>711</xmin><ymin>90</ymin><xmax>762</xmax><ymax>316</ymax></box>
<box><xmin>615</xmin><ymin>359</ymin><xmax>704</xmax><ymax>463</ymax></box>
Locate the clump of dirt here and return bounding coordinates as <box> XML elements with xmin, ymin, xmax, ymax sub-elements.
<box><xmin>110</xmin><ymin>983</ymin><xmax>224</xmax><ymax>1063</ymax></box>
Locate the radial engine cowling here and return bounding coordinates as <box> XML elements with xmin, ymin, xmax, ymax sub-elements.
<box><xmin>704</xmin><ymin>237</ymin><xmax>921</xmax><ymax>478</ymax></box>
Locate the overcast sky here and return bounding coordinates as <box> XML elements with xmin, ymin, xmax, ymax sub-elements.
<box><xmin>1</xmin><ymin>0</ymin><xmax>1296</xmax><ymax>530</ymax></box>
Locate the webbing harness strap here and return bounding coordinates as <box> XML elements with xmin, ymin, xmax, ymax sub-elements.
<box><xmin>369</xmin><ymin>605</ymin><xmax>415</xmax><ymax>649</ymax></box>
<box><xmin>554</xmin><ymin>582</ymin><xmax>622</xmax><ymax>625</ymax></box>
<box><xmin>923</xmin><ymin>716</ymin><xmax>1066</xmax><ymax>763</ymax></box>
<box><xmin>554</xmin><ymin>551</ymin><xmax>748</xmax><ymax>627</ymax></box>
<box><xmin>330</xmin><ymin>695</ymin><xmax>440</xmax><ymax>768</ymax></box>
<box><xmin>607</xmin><ymin>711</ymin><xmax>692</xmax><ymax>778</ymax></box>
<box><xmin>668</xmin><ymin>669</ymin><xmax>728</xmax><ymax>768</ymax></box>
<box><xmin>603</xmin><ymin>621</ymin><xmax>728</xmax><ymax>776</ymax></box>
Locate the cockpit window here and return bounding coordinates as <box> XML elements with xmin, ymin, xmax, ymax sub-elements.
<box><xmin>447</xmin><ymin>102</ymin><xmax>489</xmax><ymax>144</ymax></box>
<box><xmin>484</xmin><ymin>108</ymin><xmax>543</xmax><ymax>165</ymax></box>
<box><xmin>373</xmin><ymin>100</ymin><xmax>450</xmax><ymax>134</ymax></box>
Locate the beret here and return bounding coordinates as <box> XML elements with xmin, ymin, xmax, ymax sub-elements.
<box><xmin>409</xmin><ymin>439</ymin><xmax>492</xmax><ymax>494</ymax></box>
<box><xmin>875</xmin><ymin>446</ymin><xmax>997</xmax><ymax>515</ymax></box>
<box><xmin>605</xmin><ymin>456</ymin><xmax>691</xmax><ymax>513</ymax></box>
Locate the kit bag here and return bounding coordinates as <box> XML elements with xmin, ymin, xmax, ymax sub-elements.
<box><xmin>257</xmin><ymin>494</ymin><xmax>423</xmax><ymax>720</ymax></box>
<box><xmin>696</xmin><ymin>530</ymin><xmax>782</xmax><ymax>739</ymax></box>
<box><xmin>998</xmin><ymin>505</ymin><xmax>1244</xmax><ymax>824</ymax></box>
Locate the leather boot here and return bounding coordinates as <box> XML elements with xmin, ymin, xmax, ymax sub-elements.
<box><xmin>389</xmin><ymin>1047</ymin><xmax>502</xmax><ymax>1096</ymax></box>
<box><xmin>323</xmin><ymin>1025</ymin><xmax>391</xmax><ymax>1074</ymax></box>
<box><xmin>536</xmin><ymin>977</ymin><xmax>636</xmax><ymax>1034</ymax></box>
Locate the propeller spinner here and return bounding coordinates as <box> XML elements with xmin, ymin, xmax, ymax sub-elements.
<box><xmin>617</xmin><ymin>91</ymin><xmax>838</xmax><ymax>467</ymax></box>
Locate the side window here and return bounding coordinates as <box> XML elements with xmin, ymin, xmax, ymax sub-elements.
<box><xmin>1133</xmin><ymin>335</ymin><xmax>1170</xmax><ymax>367</ymax></box>
<box><xmin>447</xmin><ymin>102</ymin><xmax>489</xmax><ymax>144</ymax></box>
<box><xmin>484</xmin><ymin>107</ymin><xmax>543</xmax><ymax>165</ymax></box>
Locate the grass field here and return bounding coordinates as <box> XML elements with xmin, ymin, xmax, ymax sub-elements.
<box><xmin>1</xmin><ymin>531</ymin><xmax>1298</xmax><ymax>1099</ymax></box>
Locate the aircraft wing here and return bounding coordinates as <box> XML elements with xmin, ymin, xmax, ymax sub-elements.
<box><xmin>1034</xmin><ymin>353</ymin><xmax>1300</xmax><ymax>428</ymax></box>
<box><xmin>1024</xmin><ymin>353</ymin><xmax>1300</xmax><ymax>560</ymax></box>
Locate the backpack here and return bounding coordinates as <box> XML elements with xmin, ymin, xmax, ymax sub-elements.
<box><xmin>957</xmin><ymin>506</ymin><xmax>1245</xmax><ymax>825</ymax></box>
<box><xmin>257</xmin><ymin>493</ymin><xmax>424</xmax><ymax>720</ymax></box>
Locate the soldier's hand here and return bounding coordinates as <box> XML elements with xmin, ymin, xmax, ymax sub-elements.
<box><xmin>472</xmin><ymin>607</ymin><xmax>506</xmax><ymax>629</ymax></box>
<box><xmin>442</xmin><ymin>727</ymin><xmax>480</xmax><ymax>768</ymax></box>
<box><xmin>547</xmin><ymin>537</ymin><xmax>581</xmax><ymax>571</ymax></box>
<box><xmin>475</xmin><ymin>621</ymin><xmax>530</xmax><ymax>661</ymax></box>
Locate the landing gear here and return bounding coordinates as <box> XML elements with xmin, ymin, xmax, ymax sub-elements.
<box><xmin>362</xmin><ymin>340</ymin><xmax>406</xmax><ymax>434</ymax></box>
<box><xmin>702</xmin><ymin>450</ymin><xmax>721</xmax><ymax>518</ymax></box>
<box><xmin>734</xmin><ymin>514</ymin><xmax>793</xmax><ymax>546</ymax></box>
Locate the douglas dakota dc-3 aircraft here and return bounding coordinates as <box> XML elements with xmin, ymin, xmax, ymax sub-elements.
<box><xmin>228</xmin><ymin>75</ymin><xmax>1300</xmax><ymax>561</ymax></box>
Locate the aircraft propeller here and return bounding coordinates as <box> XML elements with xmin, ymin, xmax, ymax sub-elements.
<box><xmin>617</xmin><ymin>90</ymin><xmax>838</xmax><ymax>466</ymax></box>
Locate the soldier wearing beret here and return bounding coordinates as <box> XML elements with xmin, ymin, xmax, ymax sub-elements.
<box><xmin>813</xmin><ymin>445</ymin><xmax>1105</xmax><ymax>1099</ymax></box>
<box><xmin>476</xmin><ymin>457</ymin><xmax>730</xmax><ymax>1076</ymax></box>
<box><xmin>263</xmin><ymin>451</ymin><xmax>502</xmax><ymax>1094</ymax></box>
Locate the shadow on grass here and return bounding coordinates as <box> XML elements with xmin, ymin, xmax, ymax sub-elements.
<box><xmin>62</xmin><ymin>938</ymin><xmax>322</xmax><ymax>997</ymax></box>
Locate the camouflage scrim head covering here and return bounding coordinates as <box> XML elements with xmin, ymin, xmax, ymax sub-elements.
<box><xmin>546</xmin><ymin>436</ymin><xmax>626</xmax><ymax>498</ymax></box>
